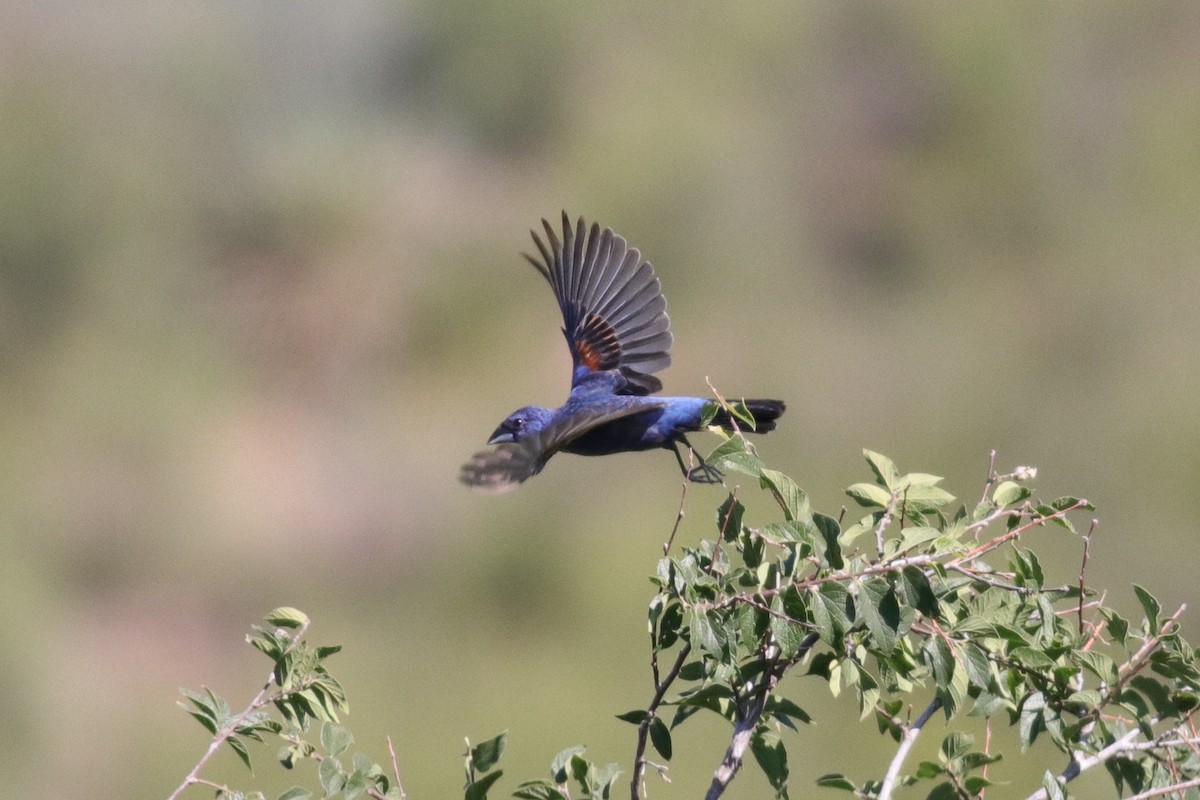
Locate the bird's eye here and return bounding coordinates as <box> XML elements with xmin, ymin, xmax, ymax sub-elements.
<box><xmin>511</xmin><ymin>417</ymin><xmax>524</xmax><ymax>430</ymax></box>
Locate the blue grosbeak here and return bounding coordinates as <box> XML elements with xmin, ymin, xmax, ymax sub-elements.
<box><xmin>460</xmin><ymin>213</ymin><xmax>785</xmax><ymax>492</ymax></box>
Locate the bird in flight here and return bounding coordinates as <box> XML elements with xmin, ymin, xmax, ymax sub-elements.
<box><xmin>460</xmin><ymin>213</ymin><xmax>785</xmax><ymax>492</ymax></box>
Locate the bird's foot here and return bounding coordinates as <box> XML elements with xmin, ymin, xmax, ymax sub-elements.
<box><xmin>686</xmin><ymin>461</ymin><xmax>725</xmax><ymax>485</ymax></box>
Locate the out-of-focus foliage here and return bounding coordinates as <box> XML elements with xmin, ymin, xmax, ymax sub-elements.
<box><xmin>2</xmin><ymin>3</ymin><xmax>1199</xmax><ymax>799</ymax></box>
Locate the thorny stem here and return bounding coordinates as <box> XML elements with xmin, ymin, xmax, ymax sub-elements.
<box><xmin>166</xmin><ymin>619</ymin><xmax>311</xmax><ymax>800</ymax></box>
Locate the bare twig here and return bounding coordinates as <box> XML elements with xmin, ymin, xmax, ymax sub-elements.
<box><xmin>1125</xmin><ymin>776</ymin><xmax>1200</xmax><ymax>800</ymax></box>
<box><xmin>979</xmin><ymin>449</ymin><xmax>998</xmax><ymax>505</ymax></box>
<box><xmin>631</xmin><ymin>643</ymin><xmax>692</xmax><ymax>800</ymax></box>
<box><xmin>664</xmin><ymin>477</ymin><xmax>691</xmax><ymax>555</ymax></box>
<box><xmin>1024</xmin><ymin>724</ymin><xmax>1147</xmax><ymax>800</ymax></box>
<box><xmin>879</xmin><ymin>696</ymin><xmax>944</xmax><ymax>800</ymax></box>
<box><xmin>874</xmin><ymin>491</ymin><xmax>898</xmax><ymax>555</ymax></box>
<box><xmin>1077</xmin><ymin>519</ymin><xmax>1097</xmax><ymax>635</ymax></box>
<box><xmin>387</xmin><ymin>736</ymin><xmax>407</xmax><ymax>800</ymax></box>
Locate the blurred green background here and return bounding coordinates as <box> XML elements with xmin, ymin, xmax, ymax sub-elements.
<box><xmin>2</xmin><ymin>2</ymin><xmax>1199</xmax><ymax>798</ymax></box>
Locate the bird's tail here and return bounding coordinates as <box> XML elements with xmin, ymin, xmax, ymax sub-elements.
<box><xmin>710</xmin><ymin>399</ymin><xmax>786</xmax><ymax>433</ymax></box>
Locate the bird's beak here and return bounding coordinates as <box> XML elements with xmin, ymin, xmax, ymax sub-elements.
<box><xmin>487</xmin><ymin>426</ymin><xmax>515</xmax><ymax>445</ymax></box>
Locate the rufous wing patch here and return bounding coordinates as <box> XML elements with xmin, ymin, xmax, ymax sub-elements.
<box><xmin>574</xmin><ymin>312</ymin><xmax>622</xmax><ymax>371</ymax></box>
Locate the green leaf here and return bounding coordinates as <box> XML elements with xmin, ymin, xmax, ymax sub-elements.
<box><xmin>896</xmin><ymin>526</ymin><xmax>943</xmax><ymax>553</ymax></box>
<box><xmin>672</xmin><ymin>683</ymin><xmax>735</xmax><ymax>714</ymax></box>
<box><xmin>470</xmin><ymin>731</ymin><xmax>507</xmax><ymax>773</ymax></box>
<box><xmin>898</xmin><ymin>484</ymin><xmax>956</xmax><ymax>508</ymax></box>
<box><xmin>512</xmin><ymin>780</ymin><xmax>568</xmax><ymax>800</ymax></box>
<box><xmin>815</xmin><ymin>774</ymin><xmax>857</xmax><ymax>791</ymax></box>
<box><xmin>1076</xmin><ymin>650</ymin><xmax>1117</xmax><ymax>684</ymax></box>
<box><xmin>689</xmin><ymin>610</ymin><xmax>723</xmax><ymax>656</ymax></box>
<box><xmin>898</xmin><ymin>566</ymin><xmax>939</xmax><ymax>618</ymax></box>
<box><xmin>1010</xmin><ymin>647</ymin><xmax>1057</xmax><ymax>671</ymax></box>
<box><xmin>615</xmin><ymin>709</ymin><xmax>649</xmax><ymax>725</ymax></box>
<box><xmin>812</xmin><ymin>513</ymin><xmax>844</xmax><ymax>569</ymax></box>
<box><xmin>1103</xmin><ymin>609</ymin><xmax>1130</xmax><ymax>645</ymax></box>
<box><xmin>858</xmin><ymin>578</ymin><xmax>900</xmax><ymax>653</ymax></box>
<box><xmin>992</xmin><ymin>480</ymin><xmax>1030</xmax><ymax>506</ymax></box>
<box><xmin>707</xmin><ymin>436</ymin><xmax>764</xmax><ymax>477</ymax></box>
<box><xmin>278</xmin><ymin>789</ymin><xmax>312</xmax><ymax>800</ymax></box>
<box><xmin>320</xmin><ymin>722</ymin><xmax>353</xmax><ymax>757</ymax></box>
<box><xmin>717</xmin><ymin>494</ymin><xmax>745</xmax><ymax>542</ymax></box>
<box><xmin>648</xmin><ymin>717</ymin><xmax>673</xmax><ymax>761</ymax></box>
<box><xmin>550</xmin><ymin>746</ymin><xmax>586</xmax><ymax>784</ymax></box>
<box><xmin>960</xmin><ymin>642</ymin><xmax>992</xmax><ymax>689</ymax></box>
<box><xmin>265</xmin><ymin>607</ymin><xmax>310</xmax><ymax>629</ymax></box>
<box><xmin>1041</xmin><ymin>770</ymin><xmax>1065</xmax><ymax>800</ymax></box>
<box><xmin>922</xmin><ymin>637</ymin><xmax>955</xmax><ymax>690</ymax></box>
<box><xmin>760</xmin><ymin>469</ymin><xmax>809</xmax><ymax>522</ymax></box>
<box><xmin>1133</xmin><ymin>584</ymin><xmax>1161</xmax><ymax>632</ymax></box>
<box><xmin>1129</xmin><ymin>675</ymin><xmax>1174</xmax><ymax>717</ymax></box>
<box><xmin>864</xmin><ymin>449</ymin><xmax>899</xmax><ymax>489</ymax></box>
<box><xmin>227</xmin><ymin>735</ymin><xmax>253</xmax><ymax>771</ymax></box>
<box><xmin>811</xmin><ymin>582</ymin><xmax>853</xmax><ymax>643</ymax></box>
<box><xmin>764</xmin><ymin>696</ymin><xmax>813</xmax><ymax>727</ymax></box>
<box><xmin>319</xmin><ymin>756</ymin><xmax>345</xmax><ymax>795</ymax></box>
<box><xmin>464</xmin><ymin>770</ymin><xmax>503</xmax><ymax>800</ymax></box>
<box><xmin>1018</xmin><ymin>692</ymin><xmax>1046</xmax><ymax>750</ymax></box>
<box><xmin>940</xmin><ymin>732</ymin><xmax>974</xmax><ymax>761</ymax></box>
<box><xmin>846</xmin><ymin>482</ymin><xmax>892</xmax><ymax>509</ymax></box>
<box><xmin>770</xmin><ymin>594</ymin><xmax>809</xmax><ymax>658</ymax></box>
<box><xmin>751</xmin><ymin>727</ymin><xmax>790</xmax><ymax>799</ymax></box>
<box><xmin>178</xmin><ymin>691</ymin><xmax>219</xmax><ymax>735</ymax></box>
<box><xmin>756</xmin><ymin>520</ymin><xmax>806</xmax><ymax>545</ymax></box>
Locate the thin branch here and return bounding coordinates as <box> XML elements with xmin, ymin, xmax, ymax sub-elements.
<box><xmin>874</xmin><ymin>491</ymin><xmax>899</xmax><ymax>555</ymax></box>
<box><xmin>1111</xmin><ymin>604</ymin><xmax>1188</xmax><ymax>699</ymax></box>
<box><xmin>1125</xmin><ymin>776</ymin><xmax>1200</xmax><ymax>800</ymax></box>
<box><xmin>978</xmin><ymin>449</ymin><xmax>998</xmax><ymax>506</ymax></box>
<box><xmin>703</xmin><ymin>632</ymin><xmax>819</xmax><ymax>800</ymax></box>
<box><xmin>948</xmin><ymin>500</ymin><xmax>1090</xmax><ymax>568</ymax></box>
<box><xmin>664</xmin><ymin>476</ymin><xmax>691</xmax><ymax>555</ymax></box>
<box><xmin>879</xmin><ymin>696</ymin><xmax>944</xmax><ymax>800</ymax></box>
<box><xmin>166</xmin><ymin>619</ymin><xmax>311</xmax><ymax>800</ymax></box>
<box><xmin>1077</xmin><ymin>519</ymin><xmax>1097</xmax><ymax>635</ymax></box>
<box><xmin>631</xmin><ymin>643</ymin><xmax>692</xmax><ymax>800</ymax></box>
<box><xmin>1023</xmin><ymin>714</ymin><xmax>1188</xmax><ymax>800</ymax></box>
<box><xmin>387</xmin><ymin>736</ymin><xmax>407</xmax><ymax>800</ymax></box>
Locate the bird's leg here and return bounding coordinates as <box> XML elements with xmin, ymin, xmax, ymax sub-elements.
<box><xmin>675</xmin><ymin>435</ymin><xmax>724</xmax><ymax>485</ymax></box>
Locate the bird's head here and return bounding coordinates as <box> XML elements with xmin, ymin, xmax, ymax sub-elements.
<box><xmin>487</xmin><ymin>406</ymin><xmax>555</xmax><ymax>444</ymax></box>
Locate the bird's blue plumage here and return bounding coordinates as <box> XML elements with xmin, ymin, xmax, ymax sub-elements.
<box><xmin>459</xmin><ymin>213</ymin><xmax>785</xmax><ymax>493</ymax></box>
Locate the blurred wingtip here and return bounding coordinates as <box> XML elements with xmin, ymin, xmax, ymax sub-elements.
<box><xmin>458</xmin><ymin>448</ymin><xmax>529</xmax><ymax>494</ymax></box>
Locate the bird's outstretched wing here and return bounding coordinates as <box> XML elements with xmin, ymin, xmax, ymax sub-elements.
<box><xmin>460</xmin><ymin>402</ymin><xmax>665</xmax><ymax>493</ymax></box>
<box><xmin>525</xmin><ymin>213</ymin><xmax>673</xmax><ymax>395</ymax></box>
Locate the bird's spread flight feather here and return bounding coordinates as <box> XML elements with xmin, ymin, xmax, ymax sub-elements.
<box><xmin>523</xmin><ymin>213</ymin><xmax>673</xmax><ymax>395</ymax></box>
